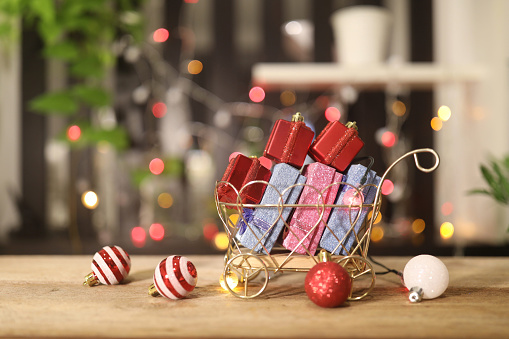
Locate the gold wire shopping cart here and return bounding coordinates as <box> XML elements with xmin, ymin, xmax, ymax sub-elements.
<box><xmin>214</xmin><ymin>148</ymin><xmax>439</xmax><ymax>299</ymax></box>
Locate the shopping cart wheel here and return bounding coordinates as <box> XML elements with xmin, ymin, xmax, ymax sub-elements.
<box><xmin>337</xmin><ymin>255</ymin><xmax>376</xmax><ymax>300</ymax></box>
<box><xmin>223</xmin><ymin>253</ymin><xmax>269</xmax><ymax>299</ymax></box>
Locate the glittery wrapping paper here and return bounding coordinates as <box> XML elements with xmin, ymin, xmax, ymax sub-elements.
<box><xmin>240</xmin><ymin>163</ymin><xmax>306</xmax><ymax>253</ymax></box>
<box><xmin>319</xmin><ymin>164</ymin><xmax>381</xmax><ymax>255</ymax></box>
<box><xmin>282</xmin><ymin>163</ymin><xmax>341</xmax><ymax>255</ymax></box>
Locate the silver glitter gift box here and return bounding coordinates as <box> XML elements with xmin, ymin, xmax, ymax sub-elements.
<box><xmin>240</xmin><ymin>163</ymin><xmax>306</xmax><ymax>253</ymax></box>
<box><xmin>319</xmin><ymin>164</ymin><xmax>381</xmax><ymax>255</ymax></box>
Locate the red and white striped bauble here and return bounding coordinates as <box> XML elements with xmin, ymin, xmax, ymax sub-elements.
<box><xmin>91</xmin><ymin>245</ymin><xmax>131</xmax><ymax>285</ymax></box>
<box><xmin>153</xmin><ymin>255</ymin><xmax>197</xmax><ymax>299</ymax></box>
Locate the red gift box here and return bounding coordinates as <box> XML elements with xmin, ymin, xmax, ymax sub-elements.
<box><xmin>308</xmin><ymin>121</ymin><xmax>364</xmax><ymax>172</ymax></box>
<box><xmin>263</xmin><ymin>112</ymin><xmax>314</xmax><ymax>169</ymax></box>
<box><xmin>216</xmin><ymin>154</ymin><xmax>271</xmax><ymax>208</ymax></box>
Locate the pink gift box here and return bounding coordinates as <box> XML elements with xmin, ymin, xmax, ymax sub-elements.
<box><xmin>282</xmin><ymin>163</ymin><xmax>342</xmax><ymax>255</ymax></box>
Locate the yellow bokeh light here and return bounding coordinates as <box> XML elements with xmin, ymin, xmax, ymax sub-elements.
<box><xmin>371</xmin><ymin>225</ymin><xmax>384</xmax><ymax>242</ymax></box>
<box><xmin>431</xmin><ymin>117</ymin><xmax>443</xmax><ymax>131</ymax></box>
<box><xmin>440</xmin><ymin>222</ymin><xmax>454</xmax><ymax>239</ymax></box>
<box><xmin>280</xmin><ymin>90</ymin><xmax>296</xmax><ymax>106</ymax></box>
<box><xmin>82</xmin><ymin>191</ymin><xmax>99</xmax><ymax>209</ymax></box>
<box><xmin>219</xmin><ymin>271</ymin><xmax>239</xmax><ymax>291</ymax></box>
<box><xmin>157</xmin><ymin>193</ymin><xmax>174</xmax><ymax>208</ymax></box>
<box><xmin>188</xmin><ymin>60</ymin><xmax>203</xmax><ymax>75</ymax></box>
<box><xmin>392</xmin><ymin>100</ymin><xmax>406</xmax><ymax>117</ymax></box>
<box><xmin>438</xmin><ymin>105</ymin><xmax>451</xmax><ymax>121</ymax></box>
<box><xmin>412</xmin><ymin>218</ymin><xmax>426</xmax><ymax>234</ymax></box>
<box><xmin>368</xmin><ymin>210</ymin><xmax>382</xmax><ymax>224</ymax></box>
<box><xmin>228</xmin><ymin>213</ymin><xmax>240</xmax><ymax>227</ymax></box>
<box><xmin>213</xmin><ymin>232</ymin><xmax>230</xmax><ymax>251</ymax></box>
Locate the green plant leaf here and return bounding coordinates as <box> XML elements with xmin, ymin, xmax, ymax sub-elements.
<box><xmin>467</xmin><ymin>189</ymin><xmax>492</xmax><ymax>196</ymax></box>
<box><xmin>72</xmin><ymin>85</ymin><xmax>111</xmax><ymax>108</ymax></box>
<box><xmin>70</xmin><ymin>56</ymin><xmax>105</xmax><ymax>78</ymax></box>
<box><xmin>29</xmin><ymin>91</ymin><xmax>78</xmax><ymax>115</ymax></box>
<box><xmin>43</xmin><ymin>41</ymin><xmax>79</xmax><ymax>61</ymax></box>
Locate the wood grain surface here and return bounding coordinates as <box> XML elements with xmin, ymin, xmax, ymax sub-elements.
<box><xmin>0</xmin><ymin>255</ymin><xmax>508</xmax><ymax>338</ymax></box>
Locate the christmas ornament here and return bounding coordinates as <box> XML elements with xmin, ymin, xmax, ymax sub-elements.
<box><xmin>216</xmin><ymin>154</ymin><xmax>271</xmax><ymax>209</ymax></box>
<box><xmin>263</xmin><ymin>112</ymin><xmax>314</xmax><ymax>169</ymax></box>
<box><xmin>240</xmin><ymin>163</ymin><xmax>306</xmax><ymax>253</ymax></box>
<box><xmin>283</xmin><ymin>162</ymin><xmax>342</xmax><ymax>255</ymax></box>
<box><xmin>83</xmin><ymin>245</ymin><xmax>131</xmax><ymax>286</ymax></box>
<box><xmin>305</xmin><ymin>251</ymin><xmax>352</xmax><ymax>308</ymax></box>
<box><xmin>320</xmin><ymin>164</ymin><xmax>381</xmax><ymax>255</ymax></box>
<box><xmin>309</xmin><ymin>121</ymin><xmax>364</xmax><ymax>172</ymax></box>
<box><xmin>148</xmin><ymin>255</ymin><xmax>198</xmax><ymax>300</ymax></box>
<box><xmin>403</xmin><ymin>254</ymin><xmax>449</xmax><ymax>302</ymax></box>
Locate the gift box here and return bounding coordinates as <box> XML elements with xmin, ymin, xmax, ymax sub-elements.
<box><xmin>308</xmin><ymin>121</ymin><xmax>364</xmax><ymax>172</ymax></box>
<box><xmin>240</xmin><ymin>163</ymin><xmax>306</xmax><ymax>253</ymax></box>
<box><xmin>282</xmin><ymin>162</ymin><xmax>342</xmax><ymax>255</ymax></box>
<box><xmin>216</xmin><ymin>154</ymin><xmax>271</xmax><ymax>208</ymax></box>
<box><xmin>263</xmin><ymin>112</ymin><xmax>314</xmax><ymax>169</ymax></box>
<box><xmin>319</xmin><ymin>164</ymin><xmax>381</xmax><ymax>255</ymax></box>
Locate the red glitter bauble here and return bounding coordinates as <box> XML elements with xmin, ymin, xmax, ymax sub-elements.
<box><xmin>305</xmin><ymin>262</ymin><xmax>352</xmax><ymax>308</ymax></box>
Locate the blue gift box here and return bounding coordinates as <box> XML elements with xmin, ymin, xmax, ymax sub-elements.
<box><xmin>240</xmin><ymin>163</ymin><xmax>306</xmax><ymax>253</ymax></box>
<box><xmin>319</xmin><ymin>164</ymin><xmax>381</xmax><ymax>255</ymax></box>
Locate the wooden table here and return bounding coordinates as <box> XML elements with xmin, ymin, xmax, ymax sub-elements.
<box><xmin>1</xmin><ymin>255</ymin><xmax>508</xmax><ymax>338</ymax></box>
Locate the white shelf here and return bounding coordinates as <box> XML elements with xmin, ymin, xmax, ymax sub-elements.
<box><xmin>252</xmin><ymin>62</ymin><xmax>485</xmax><ymax>90</ymax></box>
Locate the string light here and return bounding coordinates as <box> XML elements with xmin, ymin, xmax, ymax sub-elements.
<box><xmin>381</xmin><ymin>179</ymin><xmax>394</xmax><ymax>195</ymax></box>
<box><xmin>149</xmin><ymin>158</ymin><xmax>164</xmax><ymax>175</ymax></box>
<box><xmin>219</xmin><ymin>271</ymin><xmax>239</xmax><ymax>291</ymax></box>
<box><xmin>324</xmin><ymin>107</ymin><xmax>341</xmax><ymax>122</ymax></box>
<box><xmin>440</xmin><ymin>222</ymin><xmax>454</xmax><ymax>239</ymax></box>
<box><xmin>131</xmin><ymin>226</ymin><xmax>146</xmax><ymax>248</ymax></box>
<box><xmin>81</xmin><ymin>191</ymin><xmax>99</xmax><ymax>209</ymax></box>
<box><xmin>152</xmin><ymin>102</ymin><xmax>167</xmax><ymax>118</ymax></box>
<box><xmin>437</xmin><ymin>105</ymin><xmax>451</xmax><ymax>121</ymax></box>
<box><xmin>381</xmin><ymin>131</ymin><xmax>397</xmax><ymax>147</ymax></box>
<box><xmin>249</xmin><ymin>86</ymin><xmax>265</xmax><ymax>103</ymax></box>
<box><xmin>149</xmin><ymin>223</ymin><xmax>165</xmax><ymax>241</ymax></box>
<box><xmin>67</xmin><ymin>125</ymin><xmax>81</xmax><ymax>142</ymax></box>
<box><xmin>153</xmin><ymin>28</ymin><xmax>169</xmax><ymax>43</ymax></box>
<box><xmin>213</xmin><ymin>232</ymin><xmax>229</xmax><ymax>250</ymax></box>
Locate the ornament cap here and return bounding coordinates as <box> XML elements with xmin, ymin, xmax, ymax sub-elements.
<box><xmin>408</xmin><ymin>286</ymin><xmax>423</xmax><ymax>303</ymax></box>
<box><xmin>291</xmin><ymin>112</ymin><xmax>305</xmax><ymax>122</ymax></box>
<box><xmin>83</xmin><ymin>272</ymin><xmax>99</xmax><ymax>287</ymax></box>
<box><xmin>318</xmin><ymin>249</ymin><xmax>332</xmax><ymax>263</ymax></box>
<box><xmin>346</xmin><ymin>121</ymin><xmax>358</xmax><ymax>130</ymax></box>
<box><xmin>148</xmin><ymin>283</ymin><xmax>160</xmax><ymax>297</ymax></box>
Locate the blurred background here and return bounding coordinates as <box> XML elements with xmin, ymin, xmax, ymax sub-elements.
<box><xmin>1</xmin><ymin>0</ymin><xmax>508</xmax><ymax>256</ymax></box>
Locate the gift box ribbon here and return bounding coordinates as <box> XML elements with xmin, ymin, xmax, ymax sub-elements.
<box><xmin>324</xmin><ymin>127</ymin><xmax>359</xmax><ymax>164</ymax></box>
<box><xmin>280</xmin><ymin>121</ymin><xmax>304</xmax><ymax>163</ymax></box>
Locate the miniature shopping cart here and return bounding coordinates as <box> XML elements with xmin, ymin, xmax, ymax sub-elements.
<box><xmin>214</xmin><ymin>148</ymin><xmax>439</xmax><ymax>299</ymax></box>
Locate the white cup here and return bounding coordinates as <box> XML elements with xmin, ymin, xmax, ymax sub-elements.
<box><xmin>331</xmin><ymin>6</ymin><xmax>392</xmax><ymax>65</ymax></box>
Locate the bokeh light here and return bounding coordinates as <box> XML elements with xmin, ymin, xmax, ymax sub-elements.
<box><xmin>441</xmin><ymin>202</ymin><xmax>454</xmax><ymax>216</ymax></box>
<box><xmin>440</xmin><ymin>222</ymin><xmax>454</xmax><ymax>239</ymax></box>
<box><xmin>381</xmin><ymin>131</ymin><xmax>397</xmax><ymax>147</ymax></box>
<box><xmin>229</xmin><ymin>213</ymin><xmax>240</xmax><ymax>227</ymax></box>
<box><xmin>149</xmin><ymin>223</ymin><xmax>165</xmax><ymax>241</ymax></box>
<box><xmin>249</xmin><ymin>86</ymin><xmax>265</xmax><ymax>103</ymax></box>
<box><xmin>392</xmin><ymin>100</ymin><xmax>406</xmax><ymax>117</ymax></box>
<box><xmin>371</xmin><ymin>225</ymin><xmax>384</xmax><ymax>242</ymax></box>
<box><xmin>81</xmin><ymin>191</ymin><xmax>99</xmax><ymax>209</ymax></box>
<box><xmin>153</xmin><ymin>28</ymin><xmax>169</xmax><ymax>43</ymax></box>
<box><xmin>157</xmin><ymin>193</ymin><xmax>174</xmax><ymax>208</ymax></box>
<box><xmin>431</xmin><ymin>117</ymin><xmax>443</xmax><ymax>131</ymax></box>
<box><xmin>152</xmin><ymin>102</ymin><xmax>167</xmax><ymax>118</ymax></box>
<box><xmin>131</xmin><ymin>226</ymin><xmax>146</xmax><ymax>248</ymax></box>
<box><xmin>280</xmin><ymin>90</ymin><xmax>296</xmax><ymax>106</ymax></box>
<box><xmin>219</xmin><ymin>271</ymin><xmax>239</xmax><ymax>291</ymax></box>
<box><xmin>368</xmin><ymin>210</ymin><xmax>382</xmax><ymax>224</ymax></box>
<box><xmin>149</xmin><ymin>158</ymin><xmax>165</xmax><ymax>175</ymax></box>
<box><xmin>438</xmin><ymin>105</ymin><xmax>452</xmax><ymax>121</ymax></box>
<box><xmin>324</xmin><ymin>107</ymin><xmax>341</xmax><ymax>122</ymax></box>
<box><xmin>412</xmin><ymin>218</ymin><xmax>426</xmax><ymax>234</ymax></box>
<box><xmin>203</xmin><ymin>222</ymin><xmax>219</xmax><ymax>241</ymax></box>
<box><xmin>381</xmin><ymin>179</ymin><xmax>394</xmax><ymax>195</ymax></box>
<box><xmin>285</xmin><ymin>21</ymin><xmax>302</xmax><ymax>35</ymax></box>
<box><xmin>213</xmin><ymin>232</ymin><xmax>229</xmax><ymax>250</ymax></box>
<box><xmin>67</xmin><ymin>125</ymin><xmax>81</xmax><ymax>142</ymax></box>
<box><xmin>188</xmin><ymin>60</ymin><xmax>203</xmax><ymax>75</ymax></box>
